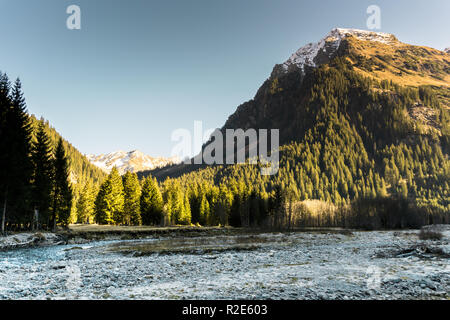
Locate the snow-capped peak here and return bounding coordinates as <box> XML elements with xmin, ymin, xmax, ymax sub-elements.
<box><xmin>280</xmin><ymin>28</ymin><xmax>398</xmax><ymax>74</ymax></box>
<box><xmin>86</xmin><ymin>150</ymin><xmax>180</xmax><ymax>175</ymax></box>
<box><xmin>444</xmin><ymin>47</ymin><xmax>450</xmax><ymax>54</ymax></box>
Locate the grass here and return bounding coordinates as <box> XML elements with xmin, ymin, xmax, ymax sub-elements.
<box><xmin>345</xmin><ymin>37</ymin><xmax>450</xmax><ymax>88</ymax></box>
<box><xmin>61</xmin><ymin>224</ymin><xmax>240</xmax><ymax>241</ymax></box>
<box><xmin>419</xmin><ymin>228</ymin><xmax>444</xmax><ymax>241</ymax></box>
<box><xmin>105</xmin><ymin>234</ymin><xmax>279</xmax><ymax>256</ymax></box>
<box><xmin>67</xmin><ymin>224</ymin><xmax>220</xmax><ymax>233</ymax></box>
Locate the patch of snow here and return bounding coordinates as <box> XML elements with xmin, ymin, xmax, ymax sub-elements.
<box><xmin>281</xmin><ymin>28</ymin><xmax>398</xmax><ymax>74</ymax></box>
<box><xmin>86</xmin><ymin>150</ymin><xmax>181</xmax><ymax>175</ymax></box>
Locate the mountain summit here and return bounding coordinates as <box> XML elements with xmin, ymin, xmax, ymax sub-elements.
<box><xmin>276</xmin><ymin>28</ymin><xmax>398</xmax><ymax>75</ymax></box>
<box><xmin>87</xmin><ymin>150</ymin><xmax>180</xmax><ymax>175</ymax></box>
<box><xmin>271</xmin><ymin>28</ymin><xmax>449</xmax><ymax>87</ymax></box>
<box><xmin>146</xmin><ymin>28</ymin><xmax>449</xmax><ymax>220</ymax></box>
<box><xmin>223</xmin><ymin>27</ymin><xmax>450</xmax><ymax>145</ymax></box>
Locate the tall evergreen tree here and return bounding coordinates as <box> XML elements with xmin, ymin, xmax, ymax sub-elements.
<box><xmin>179</xmin><ymin>192</ymin><xmax>191</xmax><ymax>225</ymax></box>
<box><xmin>94</xmin><ymin>167</ymin><xmax>124</xmax><ymax>225</ymax></box>
<box><xmin>167</xmin><ymin>182</ymin><xmax>185</xmax><ymax>225</ymax></box>
<box><xmin>31</xmin><ymin>121</ymin><xmax>54</xmax><ymax>229</ymax></box>
<box><xmin>76</xmin><ymin>181</ymin><xmax>95</xmax><ymax>224</ymax></box>
<box><xmin>52</xmin><ymin>138</ymin><xmax>73</xmax><ymax>229</ymax></box>
<box><xmin>122</xmin><ymin>171</ymin><xmax>141</xmax><ymax>225</ymax></box>
<box><xmin>199</xmin><ymin>194</ymin><xmax>210</xmax><ymax>226</ymax></box>
<box><xmin>140</xmin><ymin>176</ymin><xmax>163</xmax><ymax>225</ymax></box>
<box><xmin>0</xmin><ymin>73</ymin><xmax>11</xmax><ymax>234</ymax></box>
<box><xmin>0</xmin><ymin>76</ymin><xmax>33</xmax><ymax>233</ymax></box>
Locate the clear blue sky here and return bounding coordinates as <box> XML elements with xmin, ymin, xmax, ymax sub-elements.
<box><xmin>0</xmin><ymin>0</ymin><xmax>448</xmax><ymax>157</ymax></box>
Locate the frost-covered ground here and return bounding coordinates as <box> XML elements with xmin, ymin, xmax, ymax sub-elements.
<box><xmin>0</xmin><ymin>228</ymin><xmax>448</xmax><ymax>300</ymax></box>
<box><xmin>0</xmin><ymin>232</ymin><xmax>62</xmax><ymax>250</ymax></box>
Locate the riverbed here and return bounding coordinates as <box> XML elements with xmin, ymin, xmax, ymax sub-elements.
<box><xmin>0</xmin><ymin>228</ymin><xmax>448</xmax><ymax>300</ymax></box>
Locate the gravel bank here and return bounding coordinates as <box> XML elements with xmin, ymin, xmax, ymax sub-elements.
<box><xmin>0</xmin><ymin>228</ymin><xmax>448</xmax><ymax>300</ymax></box>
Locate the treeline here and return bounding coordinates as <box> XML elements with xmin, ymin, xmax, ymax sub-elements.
<box><xmin>0</xmin><ymin>72</ymin><xmax>73</xmax><ymax>233</ymax></box>
<box><xmin>78</xmin><ymin>160</ymin><xmax>447</xmax><ymax>230</ymax></box>
<box><xmin>2</xmin><ymin>54</ymin><xmax>449</xmax><ymax>231</ymax></box>
<box><xmin>28</xmin><ymin>114</ymin><xmax>106</xmax><ymax>221</ymax></box>
<box><xmin>130</xmin><ymin>58</ymin><xmax>449</xmax><ymax>229</ymax></box>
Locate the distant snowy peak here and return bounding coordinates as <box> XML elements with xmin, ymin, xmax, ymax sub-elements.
<box><xmin>445</xmin><ymin>47</ymin><xmax>450</xmax><ymax>54</ymax></box>
<box><xmin>86</xmin><ymin>150</ymin><xmax>180</xmax><ymax>175</ymax></box>
<box><xmin>279</xmin><ymin>28</ymin><xmax>398</xmax><ymax>74</ymax></box>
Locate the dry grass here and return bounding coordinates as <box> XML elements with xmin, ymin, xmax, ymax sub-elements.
<box><xmin>345</xmin><ymin>37</ymin><xmax>450</xmax><ymax>87</ymax></box>
<box><xmin>68</xmin><ymin>224</ymin><xmax>199</xmax><ymax>233</ymax></box>
<box><xmin>105</xmin><ymin>234</ymin><xmax>277</xmax><ymax>256</ymax></box>
<box><xmin>61</xmin><ymin>224</ymin><xmax>241</xmax><ymax>241</ymax></box>
<box><xmin>419</xmin><ymin>229</ymin><xmax>444</xmax><ymax>241</ymax></box>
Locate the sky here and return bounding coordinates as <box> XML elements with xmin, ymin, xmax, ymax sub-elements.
<box><xmin>0</xmin><ymin>0</ymin><xmax>449</xmax><ymax>157</ymax></box>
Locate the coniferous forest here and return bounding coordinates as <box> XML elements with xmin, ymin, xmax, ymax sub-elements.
<box><xmin>0</xmin><ymin>72</ymin><xmax>104</xmax><ymax>233</ymax></box>
<box><xmin>1</xmin><ymin>51</ymin><xmax>449</xmax><ymax>233</ymax></box>
<box><xmin>68</xmin><ymin>59</ymin><xmax>450</xmax><ymax>231</ymax></box>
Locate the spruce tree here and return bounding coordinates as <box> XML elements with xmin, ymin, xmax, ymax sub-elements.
<box><xmin>94</xmin><ymin>167</ymin><xmax>124</xmax><ymax>225</ymax></box>
<box><xmin>94</xmin><ymin>178</ymin><xmax>112</xmax><ymax>224</ymax></box>
<box><xmin>199</xmin><ymin>194</ymin><xmax>210</xmax><ymax>226</ymax></box>
<box><xmin>0</xmin><ymin>76</ymin><xmax>33</xmax><ymax>233</ymax></box>
<box><xmin>140</xmin><ymin>176</ymin><xmax>163</xmax><ymax>225</ymax></box>
<box><xmin>76</xmin><ymin>181</ymin><xmax>95</xmax><ymax>223</ymax></box>
<box><xmin>0</xmin><ymin>73</ymin><xmax>11</xmax><ymax>234</ymax></box>
<box><xmin>179</xmin><ymin>192</ymin><xmax>191</xmax><ymax>225</ymax></box>
<box><xmin>123</xmin><ymin>171</ymin><xmax>141</xmax><ymax>225</ymax></box>
<box><xmin>32</xmin><ymin>121</ymin><xmax>54</xmax><ymax>229</ymax></box>
<box><xmin>168</xmin><ymin>182</ymin><xmax>185</xmax><ymax>225</ymax></box>
<box><xmin>52</xmin><ymin>138</ymin><xmax>72</xmax><ymax>229</ymax></box>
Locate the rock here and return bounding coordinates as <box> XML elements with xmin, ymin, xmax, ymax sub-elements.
<box><xmin>64</xmin><ymin>246</ymin><xmax>83</xmax><ymax>251</ymax></box>
<box><xmin>51</xmin><ymin>264</ymin><xmax>66</xmax><ymax>270</ymax></box>
<box><xmin>318</xmin><ymin>293</ymin><xmax>327</xmax><ymax>300</ymax></box>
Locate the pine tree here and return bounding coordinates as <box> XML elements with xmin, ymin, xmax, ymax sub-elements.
<box><xmin>285</xmin><ymin>182</ymin><xmax>299</xmax><ymax>230</ymax></box>
<box><xmin>76</xmin><ymin>181</ymin><xmax>95</xmax><ymax>223</ymax></box>
<box><xmin>32</xmin><ymin>121</ymin><xmax>54</xmax><ymax>229</ymax></box>
<box><xmin>0</xmin><ymin>73</ymin><xmax>10</xmax><ymax>234</ymax></box>
<box><xmin>199</xmin><ymin>194</ymin><xmax>210</xmax><ymax>226</ymax></box>
<box><xmin>52</xmin><ymin>138</ymin><xmax>72</xmax><ymax>228</ymax></box>
<box><xmin>179</xmin><ymin>192</ymin><xmax>191</xmax><ymax>225</ymax></box>
<box><xmin>94</xmin><ymin>167</ymin><xmax>124</xmax><ymax>225</ymax></box>
<box><xmin>140</xmin><ymin>176</ymin><xmax>163</xmax><ymax>225</ymax></box>
<box><xmin>0</xmin><ymin>76</ymin><xmax>33</xmax><ymax>233</ymax></box>
<box><xmin>122</xmin><ymin>171</ymin><xmax>141</xmax><ymax>225</ymax></box>
<box><xmin>164</xmin><ymin>180</ymin><xmax>185</xmax><ymax>225</ymax></box>
<box><xmin>94</xmin><ymin>179</ymin><xmax>112</xmax><ymax>224</ymax></box>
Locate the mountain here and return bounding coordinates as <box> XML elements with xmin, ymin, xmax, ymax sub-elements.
<box><xmin>26</xmin><ymin>115</ymin><xmax>107</xmax><ymax>223</ymax></box>
<box><xmin>445</xmin><ymin>48</ymin><xmax>450</xmax><ymax>54</ymax></box>
<box><xmin>144</xmin><ymin>28</ymin><xmax>449</xmax><ymax>223</ymax></box>
<box><xmin>87</xmin><ymin>150</ymin><xmax>180</xmax><ymax>175</ymax></box>
<box><xmin>29</xmin><ymin>115</ymin><xmax>106</xmax><ymax>188</ymax></box>
<box><xmin>225</xmin><ymin>27</ymin><xmax>449</xmax><ymax>142</ymax></box>
<box><xmin>272</xmin><ymin>28</ymin><xmax>398</xmax><ymax>76</ymax></box>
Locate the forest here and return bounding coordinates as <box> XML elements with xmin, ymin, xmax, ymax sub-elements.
<box><xmin>79</xmin><ymin>58</ymin><xmax>450</xmax><ymax>230</ymax></box>
<box><xmin>1</xmin><ymin>56</ymin><xmax>449</xmax><ymax>233</ymax></box>
<box><xmin>0</xmin><ymin>74</ymin><xmax>74</xmax><ymax>232</ymax></box>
